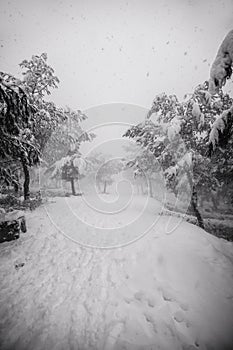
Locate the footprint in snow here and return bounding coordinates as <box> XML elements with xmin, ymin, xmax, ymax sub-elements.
<box><xmin>161</xmin><ymin>287</ymin><xmax>189</xmax><ymax>311</ymax></box>
<box><xmin>147</xmin><ymin>297</ymin><xmax>156</xmax><ymax>308</ymax></box>
<box><xmin>134</xmin><ymin>291</ymin><xmax>144</xmax><ymax>301</ymax></box>
<box><xmin>161</xmin><ymin>289</ymin><xmax>174</xmax><ymax>302</ymax></box>
<box><xmin>144</xmin><ymin>312</ymin><xmax>154</xmax><ymax>324</ymax></box>
<box><xmin>179</xmin><ymin>302</ymin><xmax>189</xmax><ymax>311</ymax></box>
<box><xmin>173</xmin><ymin>310</ymin><xmax>185</xmax><ymax>323</ymax></box>
<box><xmin>124</xmin><ymin>297</ymin><xmax>131</xmax><ymax>304</ymax></box>
<box><xmin>15</xmin><ymin>262</ymin><xmax>25</xmax><ymax>270</ymax></box>
<box><xmin>133</xmin><ymin>292</ymin><xmax>156</xmax><ymax>309</ymax></box>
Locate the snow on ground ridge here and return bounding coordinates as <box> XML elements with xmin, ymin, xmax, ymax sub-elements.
<box><xmin>0</xmin><ymin>196</ymin><xmax>233</xmax><ymax>350</ymax></box>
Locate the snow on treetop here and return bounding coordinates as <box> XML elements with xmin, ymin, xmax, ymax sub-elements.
<box><xmin>51</xmin><ymin>156</ymin><xmax>72</xmax><ymax>178</ymax></box>
<box><xmin>167</xmin><ymin>116</ymin><xmax>181</xmax><ymax>141</ymax></box>
<box><xmin>177</xmin><ymin>152</ymin><xmax>192</xmax><ymax>168</ymax></box>
<box><xmin>73</xmin><ymin>157</ymin><xmax>87</xmax><ymax>175</ymax></box>
<box><xmin>50</xmin><ymin>154</ymin><xmax>87</xmax><ymax>179</ymax></box>
<box><xmin>192</xmin><ymin>102</ymin><xmax>201</xmax><ymax>119</ymax></box>
<box><xmin>209</xmin><ymin>30</ymin><xmax>233</xmax><ymax>94</ymax></box>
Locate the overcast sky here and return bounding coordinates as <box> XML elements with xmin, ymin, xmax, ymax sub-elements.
<box><xmin>1</xmin><ymin>0</ymin><xmax>233</xmax><ymax>111</ymax></box>
<box><xmin>1</xmin><ymin>0</ymin><xmax>233</xmax><ymax>156</ymax></box>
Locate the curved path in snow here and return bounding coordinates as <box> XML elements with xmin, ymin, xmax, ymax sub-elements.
<box><xmin>0</xmin><ymin>195</ymin><xmax>233</xmax><ymax>350</ymax></box>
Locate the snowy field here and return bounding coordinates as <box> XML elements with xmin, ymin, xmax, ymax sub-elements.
<box><xmin>0</xmin><ymin>195</ymin><xmax>233</xmax><ymax>350</ymax></box>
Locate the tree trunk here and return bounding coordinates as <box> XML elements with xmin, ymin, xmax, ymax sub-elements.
<box><xmin>211</xmin><ymin>192</ymin><xmax>218</xmax><ymax>211</ymax></box>
<box><xmin>103</xmin><ymin>181</ymin><xmax>107</xmax><ymax>194</ymax></box>
<box><xmin>70</xmin><ymin>178</ymin><xmax>76</xmax><ymax>195</ymax></box>
<box><xmin>13</xmin><ymin>181</ymin><xmax>19</xmax><ymax>194</ymax></box>
<box><xmin>199</xmin><ymin>195</ymin><xmax>205</xmax><ymax>208</ymax></box>
<box><xmin>148</xmin><ymin>178</ymin><xmax>153</xmax><ymax>197</ymax></box>
<box><xmin>21</xmin><ymin>159</ymin><xmax>30</xmax><ymax>200</ymax></box>
<box><xmin>191</xmin><ymin>185</ymin><xmax>205</xmax><ymax>229</ymax></box>
<box><xmin>140</xmin><ymin>183</ymin><xmax>143</xmax><ymax>195</ymax></box>
<box><xmin>186</xmin><ymin>171</ymin><xmax>205</xmax><ymax>229</ymax></box>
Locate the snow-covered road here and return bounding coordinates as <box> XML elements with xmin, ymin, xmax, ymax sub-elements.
<box><xmin>0</xmin><ymin>195</ymin><xmax>233</xmax><ymax>350</ymax></box>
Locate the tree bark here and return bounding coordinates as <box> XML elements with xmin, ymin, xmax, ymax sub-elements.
<box><xmin>103</xmin><ymin>181</ymin><xmax>107</xmax><ymax>194</ymax></box>
<box><xmin>148</xmin><ymin>178</ymin><xmax>153</xmax><ymax>197</ymax></box>
<box><xmin>191</xmin><ymin>185</ymin><xmax>205</xmax><ymax>229</ymax></box>
<box><xmin>21</xmin><ymin>159</ymin><xmax>30</xmax><ymax>200</ymax></box>
<box><xmin>211</xmin><ymin>192</ymin><xmax>218</xmax><ymax>211</ymax></box>
<box><xmin>186</xmin><ymin>171</ymin><xmax>205</xmax><ymax>229</ymax></box>
<box><xmin>70</xmin><ymin>178</ymin><xmax>76</xmax><ymax>195</ymax></box>
<box><xmin>13</xmin><ymin>180</ymin><xmax>19</xmax><ymax>194</ymax></box>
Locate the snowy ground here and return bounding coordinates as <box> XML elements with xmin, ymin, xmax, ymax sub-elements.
<box><xmin>0</xmin><ymin>195</ymin><xmax>233</xmax><ymax>350</ymax></box>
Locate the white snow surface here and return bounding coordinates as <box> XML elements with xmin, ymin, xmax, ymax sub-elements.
<box><xmin>0</xmin><ymin>195</ymin><xmax>233</xmax><ymax>350</ymax></box>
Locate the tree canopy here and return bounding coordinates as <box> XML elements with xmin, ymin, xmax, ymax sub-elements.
<box><xmin>0</xmin><ymin>72</ymin><xmax>40</xmax><ymax>198</ymax></box>
<box><xmin>0</xmin><ymin>53</ymin><xmax>94</xmax><ymax>199</ymax></box>
<box><xmin>124</xmin><ymin>81</ymin><xmax>233</xmax><ymax>227</ymax></box>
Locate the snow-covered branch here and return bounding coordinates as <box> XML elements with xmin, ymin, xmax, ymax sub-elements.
<box><xmin>208</xmin><ymin>106</ymin><xmax>233</xmax><ymax>156</ymax></box>
<box><xmin>209</xmin><ymin>30</ymin><xmax>233</xmax><ymax>94</ymax></box>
